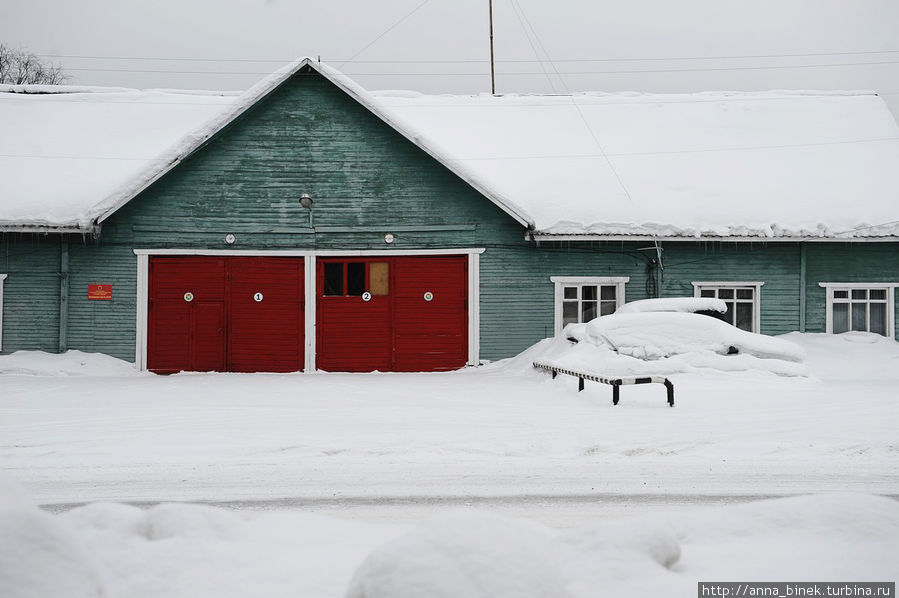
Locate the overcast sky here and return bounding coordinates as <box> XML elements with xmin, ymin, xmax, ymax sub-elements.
<box><xmin>2</xmin><ymin>0</ymin><xmax>898</xmax><ymax>117</ymax></box>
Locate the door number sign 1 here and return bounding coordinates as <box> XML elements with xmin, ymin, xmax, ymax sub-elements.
<box><xmin>254</xmin><ymin>292</ymin><xmax>264</xmax><ymax>302</ymax></box>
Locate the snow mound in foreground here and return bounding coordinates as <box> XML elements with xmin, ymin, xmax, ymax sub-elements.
<box><xmin>347</xmin><ymin>495</ymin><xmax>899</xmax><ymax>597</ymax></box>
<box><xmin>0</xmin><ymin>350</ymin><xmax>142</xmax><ymax>377</ymax></box>
<box><xmin>345</xmin><ymin>510</ymin><xmax>569</xmax><ymax>598</ymax></box>
<box><xmin>501</xmin><ymin>312</ymin><xmax>808</xmax><ymax>378</ymax></box>
<box><xmin>0</xmin><ymin>478</ymin><xmax>107</xmax><ymax>598</ymax></box>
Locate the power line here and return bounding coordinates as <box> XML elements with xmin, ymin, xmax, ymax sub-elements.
<box><xmin>338</xmin><ymin>0</ymin><xmax>432</xmax><ymax>68</ymax></box>
<box><xmin>509</xmin><ymin>0</ymin><xmax>556</xmax><ymax>93</ymax></box>
<box><xmin>56</xmin><ymin>59</ymin><xmax>899</xmax><ymax>77</ymax></box>
<box><xmin>36</xmin><ymin>49</ymin><xmax>899</xmax><ymax>64</ymax></box>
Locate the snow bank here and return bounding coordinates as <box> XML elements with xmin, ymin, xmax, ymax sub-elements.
<box><xmin>0</xmin><ymin>350</ymin><xmax>143</xmax><ymax>376</ymax></box>
<box><xmin>0</xmin><ymin>476</ymin><xmax>107</xmax><ymax>598</ymax></box>
<box><xmin>617</xmin><ymin>297</ymin><xmax>727</xmax><ymax>314</ymax></box>
<box><xmin>2</xmin><ymin>466</ymin><xmax>897</xmax><ymax>598</ymax></box>
<box><xmin>347</xmin><ymin>495</ymin><xmax>899</xmax><ymax>597</ymax></box>
<box><xmin>346</xmin><ymin>510</ymin><xmax>569</xmax><ymax>598</ymax></box>
<box><xmin>781</xmin><ymin>331</ymin><xmax>899</xmax><ymax>380</ymax></box>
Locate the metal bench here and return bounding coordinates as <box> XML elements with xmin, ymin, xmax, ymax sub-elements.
<box><xmin>533</xmin><ymin>362</ymin><xmax>674</xmax><ymax>407</ymax></box>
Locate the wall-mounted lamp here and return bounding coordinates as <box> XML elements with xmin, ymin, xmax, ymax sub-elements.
<box><xmin>299</xmin><ymin>193</ymin><xmax>313</xmax><ymax>209</ymax></box>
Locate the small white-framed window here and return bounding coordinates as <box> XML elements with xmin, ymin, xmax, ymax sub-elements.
<box><xmin>0</xmin><ymin>273</ymin><xmax>6</xmax><ymax>351</ymax></box>
<box><xmin>692</xmin><ymin>281</ymin><xmax>764</xmax><ymax>333</ymax></box>
<box><xmin>550</xmin><ymin>276</ymin><xmax>629</xmax><ymax>334</ymax></box>
<box><xmin>819</xmin><ymin>283</ymin><xmax>896</xmax><ymax>338</ymax></box>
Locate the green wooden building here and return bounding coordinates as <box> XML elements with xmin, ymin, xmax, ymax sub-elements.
<box><xmin>1</xmin><ymin>59</ymin><xmax>897</xmax><ymax>371</ymax></box>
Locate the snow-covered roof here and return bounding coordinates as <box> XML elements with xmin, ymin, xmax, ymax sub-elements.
<box><xmin>372</xmin><ymin>89</ymin><xmax>899</xmax><ymax>239</ymax></box>
<box><xmin>0</xmin><ymin>85</ymin><xmax>240</xmax><ymax>232</ymax></box>
<box><xmin>2</xmin><ymin>58</ymin><xmax>898</xmax><ymax>239</ymax></box>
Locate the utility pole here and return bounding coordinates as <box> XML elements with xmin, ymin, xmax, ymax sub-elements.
<box><xmin>489</xmin><ymin>0</ymin><xmax>496</xmax><ymax>94</ymax></box>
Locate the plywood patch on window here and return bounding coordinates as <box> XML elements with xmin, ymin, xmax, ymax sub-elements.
<box><xmin>370</xmin><ymin>262</ymin><xmax>389</xmax><ymax>295</ymax></box>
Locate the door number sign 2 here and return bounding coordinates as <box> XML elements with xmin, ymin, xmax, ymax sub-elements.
<box><xmin>362</xmin><ymin>292</ymin><xmax>372</xmax><ymax>302</ymax></box>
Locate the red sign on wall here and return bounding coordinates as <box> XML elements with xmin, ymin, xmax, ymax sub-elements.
<box><xmin>88</xmin><ymin>284</ymin><xmax>113</xmax><ymax>301</ymax></box>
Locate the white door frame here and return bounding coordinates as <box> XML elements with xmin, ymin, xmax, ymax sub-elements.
<box><xmin>134</xmin><ymin>248</ymin><xmax>484</xmax><ymax>371</ymax></box>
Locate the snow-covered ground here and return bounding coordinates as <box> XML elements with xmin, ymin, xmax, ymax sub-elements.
<box><xmin>1</xmin><ymin>332</ymin><xmax>898</xmax><ymax>596</ymax></box>
<box><xmin>2</xmin><ymin>332</ymin><xmax>896</xmax><ymax>504</ymax></box>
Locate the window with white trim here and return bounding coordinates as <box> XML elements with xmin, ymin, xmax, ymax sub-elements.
<box><xmin>0</xmin><ymin>274</ymin><xmax>6</xmax><ymax>351</ymax></box>
<box><xmin>819</xmin><ymin>283</ymin><xmax>896</xmax><ymax>337</ymax></box>
<box><xmin>551</xmin><ymin>276</ymin><xmax>628</xmax><ymax>334</ymax></box>
<box><xmin>692</xmin><ymin>281</ymin><xmax>764</xmax><ymax>333</ymax></box>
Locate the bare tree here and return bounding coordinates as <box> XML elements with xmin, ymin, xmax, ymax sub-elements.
<box><xmin>0</xmin><ymin>44</ymin><xmax>68</xmax><ymax>85</ymax></box>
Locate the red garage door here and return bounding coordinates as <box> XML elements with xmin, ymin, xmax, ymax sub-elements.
<box><xmin>317</xmin><ymin>255</ymin><xmax>467</xmax><ymax>372</ymax></box>
<box><xmin>148</xmin><ymin>257</ymin><xmax>303</xmax><ymax>373</ymax></box>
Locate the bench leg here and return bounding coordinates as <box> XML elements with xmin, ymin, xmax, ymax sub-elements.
<box><xmin>578</xmin><ymin>377</ymin><xmax>584</xmax><ymax>392</ymax></box>
<box><xmin>665</xmin><ymin>379</ymin><xmax>675</xmax><ymax>407</ymax></box>
<box><xmin>612</xmin><ymin>384</ymin><xmax>620</xmax><ymax>405</ymax></box>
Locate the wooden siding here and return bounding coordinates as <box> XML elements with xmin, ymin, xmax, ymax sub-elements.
<box><xmin>661</xmin><ymin>242</ymin><xmax>801</xmax><ymax>335</ymax></box>
<box><xmin>65</xmin><ymin>243</ymin><xmax>137</xmax><ymax>361</ymax></box>
<box><xmin>805</xmin><ymin>242</ymin><xmax>899</xmax><ymax>340</ymax></box>
<box><xmin>478</xmin><ymin>244</ymin><xmax>649</xmax><ymax>358</ymax></box>
<box><xmin>0</xmin><ymin>235</ymin><xmax>61</xmax><ymax>352</ymax></box>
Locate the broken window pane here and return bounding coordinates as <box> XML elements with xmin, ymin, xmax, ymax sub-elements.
<box><xmin>370</xmin><ymin>262</ymin><xmax>389</xmax><ymax>295</ymax></box>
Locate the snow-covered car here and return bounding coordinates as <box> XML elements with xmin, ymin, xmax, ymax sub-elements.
<box><xmin>537</xmin><ymin>299</ymin><xmax>807</xmax><ymax>378</ymax></box>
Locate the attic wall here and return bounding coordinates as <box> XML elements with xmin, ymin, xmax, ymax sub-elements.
<box><xmin>103</xmin><ymin>68</ymin><xmax>525</xmax><ymax>250</ymax></box>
